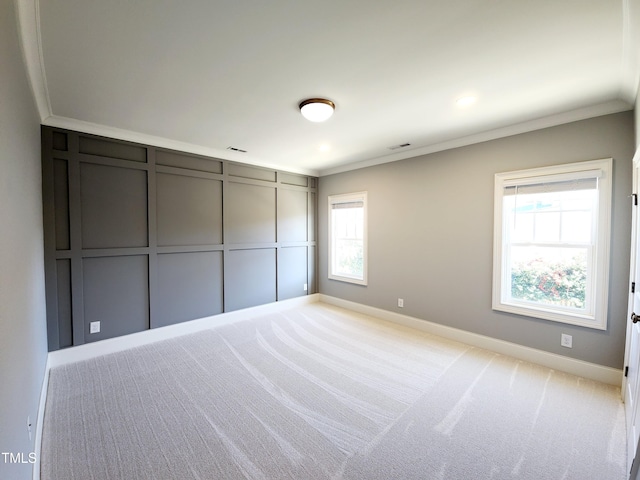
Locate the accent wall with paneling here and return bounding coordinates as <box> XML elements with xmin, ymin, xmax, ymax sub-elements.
<box><xmin>42</xmin><ymin>126</ymin><xmax>317</xmax><ymax>351</ymax></box>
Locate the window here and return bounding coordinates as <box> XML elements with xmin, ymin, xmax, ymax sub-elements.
<box><xmin>328</xmin><ymin>192</ymin><xmax>367</xmax><ymax>285</ymax></box>
<box><xmin>492</xmin><ymin>159</ymin><xmax>612</xmax><ymax>329</ymax></box>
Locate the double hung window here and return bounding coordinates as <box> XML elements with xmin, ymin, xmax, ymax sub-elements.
<box><xmin>328</xmin><ymin>192</ymin><xmax>367</xmax><ymax>285</ymax></box>
<box><xmin>492</xmin><ymin>159</ymin><xmax>612</xmax><ymax>329</ymax></box>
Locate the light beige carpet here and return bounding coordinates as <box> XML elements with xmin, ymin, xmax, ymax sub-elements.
<box><xmin>41</xmin><ymin>303</ymin><xmax>626</xmax><ymax>479</ymax></box>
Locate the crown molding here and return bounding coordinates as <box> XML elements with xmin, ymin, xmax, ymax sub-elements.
<box><xmin>621</xmin><ymin>0</ymin><xmax>640</xmax><ymax>104</ymax></box>
<box><xmin>43</xmin><ymin>115</ymin><xmax>320</xmax><ymax>177</ymax></box>
<box><xmin>15</xmin><ymin>0</ymin><xmax>51</xmax><ymax>121</ymax></box>
<box><xmin>319</xmin><ymin>100</ymin><xmax>632</xmax><ymax>176</ymax></box>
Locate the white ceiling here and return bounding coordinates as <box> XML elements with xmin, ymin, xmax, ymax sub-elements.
<box><xmin>18</xmin><ymin>0</ymin><xmax>640</xmax><ymax>176</ymax></box>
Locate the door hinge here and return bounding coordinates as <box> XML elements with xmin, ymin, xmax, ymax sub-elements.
<box><xmin>626</xmin><ymin>366</ymin><xmax>629</xmax><ymax>377</ymax></box>
<box><xmin>633</xmin><ymin>282</ymin><xmax>636</xmax><ymax>294</ymax></box>
<box><xmin>633</xmin><ymin>193</ymin><xmax>638</xmax><ymax>206</ymax></box>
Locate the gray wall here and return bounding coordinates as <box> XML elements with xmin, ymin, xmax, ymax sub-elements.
<box><xmin>319</xmin><ymin>111</ymin><xmax>634</xmax><ymax>369</ymax></box>
<box><xmin>42</xmin><ymin>127</ymin><xmax>317</xmax><ymax>351</ymax></box>
<box><xmin>0</xmin><ymin>2</ymin><xmax>49</xmax><ymax>479</ymax></box>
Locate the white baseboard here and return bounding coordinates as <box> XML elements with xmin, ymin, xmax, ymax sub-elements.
<box><xmin>319</xmin><ymin>295</ymin><xmax>623</xmax><ymax>386</ymax></box>
<box><xmin>48</xmin><ymin>294</ymin><xmax>320</xmax><ymax>368</ymax></box>
<box><xmin>47</xmin><ymin>292</ymin><xmax>621</xmax><ymax>385</ymax></box>
<box><xmin>33</xmin><ymin>355</ymin><xmax>50</xmax><ymax>480</ymax></box>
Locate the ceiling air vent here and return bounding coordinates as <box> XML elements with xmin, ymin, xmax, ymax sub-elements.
<box><xmin>388</xmin><ymin>143</ymin><xmax>411</xmax><ymax>150</ymax></box>
<box><xmin>226</xmin><ymin>146</ymin><xmax>247</xmax><ymax>153</ymax></box>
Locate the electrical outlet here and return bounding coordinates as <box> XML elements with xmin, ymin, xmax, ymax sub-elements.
<box><xmin>398</xmin><ymin>298</ymin><xmax>404</xmax><ymax>308</ymax></box>
<box><xmin>27</xmin><ymin>416</ymin><xmax>32</xmax><ymax>441</ymax></box>
<box><xmin>303</xmin><ymin>283</ymin><xmax>308</xmax><ymax>291</ymax></box>
<box><xmin>561</xmin><ymin>333</ymin><xmax>573</xmax><ymax>348</ymax></box>
<box><xmin>90</xmin><ymin>321</ymin><xmax>101</xmax><ymax>334</ymax></box>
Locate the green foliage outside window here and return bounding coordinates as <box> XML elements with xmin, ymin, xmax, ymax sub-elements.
<box><xmin>511</xmin><ymin>256</ymin><xmax>587</xmax><ymax>308</ymax></box>
<box><xmin>336</xmin><ymin>240</ymin><xmax>363</xmax><ymax>278</ymax></box>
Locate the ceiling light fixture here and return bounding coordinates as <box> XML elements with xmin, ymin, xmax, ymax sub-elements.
<box><xmin>456</xmin><ymin>95</ymin><xmax>477</xmax><ymax>107</ymax></box>
<box><xmin>299</xmin><ymin>98</ymin><xmax>335</xmax><ymax>122</ymax></box>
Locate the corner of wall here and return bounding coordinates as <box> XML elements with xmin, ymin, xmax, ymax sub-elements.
<box><xmin>2</xmin><ymin>2</ymin><xmax>49</xmax><ymax>480</ymax></box>
<box><xmin>14</xmin><ymin>0</ymin><xmax>52</xmax><ymax>122</ymax></box>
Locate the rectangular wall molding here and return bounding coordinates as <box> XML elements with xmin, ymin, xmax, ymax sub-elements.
<box><xmin>41</xmin><ymin>126</ymin><xmax>318</xmax><ymax>351</ymax></box>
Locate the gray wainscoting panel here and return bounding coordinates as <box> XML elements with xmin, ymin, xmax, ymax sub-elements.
<box><xmin>82</xmin><ymin>255</ymin><xmax>150</xmax><ymax>343</ymax></box>
<box><xmin>280</xmin><ymin>172</ymin><xmax>308</xmax><ymax>187</ymax></box>
<box><xmin>156</xmin><ymin>173</ymin><xmax>223</xmax><ymax>246</ymax></box>
<box><xmin>156</xmin><ymin>150</ymin><xmax>223</xmax><ymax>174</ymax></box>
<box><xmin>226</xmin><ymin>249</ymin><xmax>277</xmax><ymax>311</ymax></box>
<box><xmin>52</xmin><ymin>130</ymin><xmax>68</xmax><ymax>151</ymax></box>
<box><xmin>55</xmin><ymin>259</ymin><xmax>73</xmax><ymax>348</ymax></box>
<box><xmin>156</xmin><ymin>252</ymin><xmax>223</xmax><ymax>327</ymax></box>
<box><xmin>42</xmin><ymin>127</ymin><xmax>317</xmax><ymax>350</ymax></box>
<box><xmin>80</xmin><ymin>163</ymin><xmax>148</xmax><ymax>249</ymax></box>
<box><xmin>278</xmin><ymin>189</ymin><xmax>308</xmax><ymax>242</ymax></box>
<box><xmin>79</xmin><ymin>135</ymin><xmax>147</xmax><ymax>163</ymax></box>
<box><xmin>226</xmin><ymin>182</ymin><xmax>276</xmax><ymax>244</ymax></box>
<box><xmin>228</xmin><ymin>163</ymin><xmax>276</xmax><ymax>182</ymax></box>
<box><xmin>278</xmin><ymin>246</ymin><xmax>308</xmax><ymax>300</ymax></box>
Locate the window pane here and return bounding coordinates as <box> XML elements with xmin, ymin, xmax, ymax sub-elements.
<box><xmin>511</xmin><ymin>213</ymin><xmax>534</xmax><ymax>242</ymax></box>
<box><xmin>534</xmin><ymin>212</ymin><xmax>560</xmax><ymax>242</ymax></box>
<box><xmin>561</xmin><ymin>211</ymin><xmax>592</xmax><ymax>243</ymax></box>
<box><xmin>333</xmin><ymin>238</ymin><xmax>363</xmax><ymax>277</ymax></box>
<box><xmin>509</xmin><ymin>246</ymin><xmax>588</xmax><ymax>310</ymax></box>
<box><xmin>331</xmin><ymin>206</ymin><xmax>364</xmax><ymax>279</ymax></box>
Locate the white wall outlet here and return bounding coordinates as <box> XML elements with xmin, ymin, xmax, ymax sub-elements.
<box><xmin>27</xmin><ymin>416</ymin><xmax>32</xmax><ymax>441</ymax></box>
<box><xmin>303</xmin><ymin>283</ymin><xmax>308</xmax><ymax>291</ymax></box>
<box><xmin>561</xmin><ymin>333</ymin><xmax>573</xmax><ymax>348</ymax></box>
<box><xmin>90</xmin><ymin>321</ymin><xmax>101</xmax><ymax>334</ymax></box>
<box><xmin>398</xmin><ymin>298</ymin><xmax>404</xmax><ymax>308</ymax></box>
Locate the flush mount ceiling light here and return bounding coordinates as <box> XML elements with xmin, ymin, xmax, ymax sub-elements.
<box><xmin>299</xmin><ymin>98</ymin><xmax>335</xmax><ymax>122</ymax></box>
<box><xmin>456</xmin><ymin>95</ymin><xmax>477</xmax><ymax>107</ymax></box>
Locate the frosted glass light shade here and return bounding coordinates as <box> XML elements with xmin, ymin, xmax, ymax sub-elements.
<box><xmin>299</xmin><ymin>98</ymin><xmax>335</xmax><ymax>122</ymax></box>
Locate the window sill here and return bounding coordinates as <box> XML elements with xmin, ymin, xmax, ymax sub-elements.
<box><xmin>492</xmin><ymin>300</ymin><xmax>605</xmax><ymax>330</ymax></box>
<box><xmin>328</xmin><ymin>274</ymin><xmax>368</xmax><ymax>286</ymax></box>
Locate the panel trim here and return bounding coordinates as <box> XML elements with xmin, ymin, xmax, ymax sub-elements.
<box><xmin>67</xmin><ymin>133</ymin><xmax>85</xmax><ymax>346</ymax></box>
<box><xmin>77</xmin><ymin>153</ymin><xmax>150</xmax><ymax>171</ymax></box>
<box><xmin>79</xmin><ymin>247</ymin><xmax>151</xmax><ymax>257</ymax></box>
<box><xmin>227</xmin><ymin>175</ymin><xmax>280</xmax><ymax>189</ymax></box>
<box><xmin>42</xmin><ymin>126</ymin><xmax>318</xmax><ymax>350</ymax></box>
<box><xmin>157</xmin><ymin>245</ymin><xmax>224</xmax><ymax>254</ymax></box>
<box><xmin>156</xmin><ymin>165</ymin><xmax>223</xmax><ymax>181</ymax></box>
<box><xmin>148</xmin><ymin>148</ymin><xmax>159</xmax><ymax>328</ymax></box>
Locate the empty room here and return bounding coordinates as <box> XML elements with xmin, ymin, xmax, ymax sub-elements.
<box><xmin>3</xmin><ymin>1</ymin><xmax>640</xmax><ymax>479</ymax></box>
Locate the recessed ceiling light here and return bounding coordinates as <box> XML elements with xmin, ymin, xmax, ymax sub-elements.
<box><xmin>456</xmin><ymin>95</ymin><xmax>477</xmax><ymax>107</ymax></box>
<box><xmin>299</xmin><ymin>98</ymin><xmax>335</xmax><ymax>122</ymax></box>
<box><xmin>319</xmin><ymin>144</ymin><xmax>331</xmax><ymax>152</ymax></box>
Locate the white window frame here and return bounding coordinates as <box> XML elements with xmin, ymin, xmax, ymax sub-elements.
<box><xmin>328</xmin><ymin>192</ymin><xmax>368</xmax><ymax>285</ymax></box>
<box><xmin>492</xmin><ymin>158</ymin><xmax>612</xmax><ymax>330</ymax></box>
